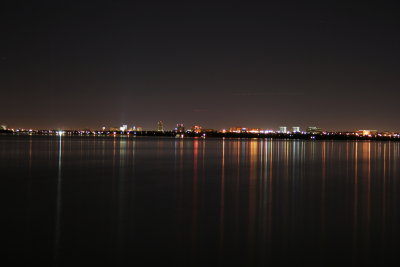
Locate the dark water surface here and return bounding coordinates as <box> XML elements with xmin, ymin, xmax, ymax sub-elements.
<box><xmin>2</xmin><ymin>136</ymin><xmax>400</xmax><ymax>266</ymax></box>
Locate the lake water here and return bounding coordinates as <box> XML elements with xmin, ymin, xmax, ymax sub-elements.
<box><xmin>2</xmin><ymin>136</ymin><xmax>400</xmax><ymax>266</ymax></box>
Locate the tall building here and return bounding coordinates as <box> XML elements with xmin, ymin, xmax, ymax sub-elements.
<box><xmin>279</xmin><ymin>126</ymin><xmax>287</xmax><ymax>133</ymax></box>
<box><xmin>157</xmin><ymin>121</ymin><xmax>164</xmax><ymax>132</ymax></box>
<box><xmin>292</xmin><ymin>126</ymin><xmax>300</xmax><ymax>133</ymax></box>
<box><xmin>176</xmin><ymin>124</ymin><xmax>185</xmax><ymax>133</ymax></box>
<box><xmin>120</xmin><ymin>125</ymin><xmax>128</xmax><ymax>132</ymax></box>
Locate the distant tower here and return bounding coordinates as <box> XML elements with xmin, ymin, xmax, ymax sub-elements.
<box><xmin>157</xmin><ymin>121</ymin><xmax>164</xmax><ymax>132</ymax></box>
<box><xmin>279</xmin><ymin>126</ymin><xmax>287</xmax><ymax>133</ymax></box>
<box><xmin>292</xmin><ymin>126</ymin><xmax>300</xmax><ymax>133</ymax></box>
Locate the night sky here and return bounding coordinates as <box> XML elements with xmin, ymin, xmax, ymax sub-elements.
<box><xmin>1</xmin><ymin>1</ymin><xmax>399</xmax><ymax>131</ymax></box>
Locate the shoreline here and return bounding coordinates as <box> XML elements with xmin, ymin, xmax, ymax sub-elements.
<box><xmin>1</xmin><ymin>131</ymin><xmax>399</xmax><ymax>142</ymax></box>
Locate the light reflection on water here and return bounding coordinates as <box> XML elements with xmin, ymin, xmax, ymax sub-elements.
<box><xmin>1</xmin><ymin>136</ymin><xmax>400</xmax><ymax>265</ymax></box>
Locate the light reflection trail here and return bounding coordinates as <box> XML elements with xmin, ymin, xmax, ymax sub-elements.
<box><xmin>267</xmin><ymin>139</ymin><xmax>273</xmax><ymax>259</ymax></box>
<box><xmin>353</xmin><ymin>141</ymin><xmax>359</xmax><ymax>264</ymax></box>
<box><xmin>54</xmin><ymin>134</ymin><xmax>62</xmax><ymax>266</ymax></box>
<box><xmin>234</xmin><ymin>140</ymin><xmax>241</xmax><ymax>249</ymax></box>
<box><xmin>382</xmin><ymin>142</ymin><xmax>387</xmax><ymax>252</ymax></box>
<box><xmin>24</xmin><ymin>137</ymin><xmax>33</xmax><ymax>259</ymax></box>
<box><xmin>191</xmin><ymin>139</ymin><xmax>199</xmax><ymax>253</ymax></box>
<box><xmin>320</xmin><ymin>141</ymin><xmax>327</xmax><ymax>251</ymax></box>
<box><xmin>247</xmin><ymin>140</ymin><xmax>258</xmax><ymax>264</ymax></box>
<box><xmin>366</xmin><ymin>142</ymin><xmax>371</xmax><ymax>260</ymax></box>
<box><xmin>115</xmin><ymin>138</ymin><xmax>127</xmax><ymax>263</ymax></box>
<box><xmin>218</xmin><ymin>138</ymin><xmax>225</xmax><ymax>263</ymax></box>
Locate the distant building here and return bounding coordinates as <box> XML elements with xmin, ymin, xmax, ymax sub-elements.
<box><xmin>191</xmin><ymin>125</ymin><xmax>202</xmax><ymax>133</ymax></box>
<box><xmin>157</xmin><ymin>121</ymin><xmax>164</xmax><ymax>132</ymax></box>
<box><xmin>292</xmin><ymin>126</ymin><xmax>300</xmax><ymax>133</ymax></box>
<box><xmin>229</xmin><ymin>127</ymin><xmax>245</xmax><ymax>133</ymax></box>
<box><xmin>381</xmin><ymin>131</ymin><xmax>395</xmax><ymax>137</ymax></box>
<box><xmin>356</xmin><ymin>130</ymin><xmax>378</xmax><ymax>136</ymax></box>
<box><xmin>279</xmin><ymin>126</ymin><xmax>287</xmax><ymax>133</ymax></box>
<box><xmin>136</xmin><ymin>126</ymin><xmax>143</xmax><ymax>132</ymax></box>
<box><xmin>261</xmin><ymin>130</ymin><xmax>274</xmax><ymax>134</ymax></box>
<box><xmin>120</xmin><ymin>125</ymin><xmax>128</xmax><ymax>132</ymax></box>
<box><xmin>0</xmin><ymin>125</ymin><xmax>6</xmax><ymax>130</ymax></box>
<box><xmin>306</xmin><ymin>127</ymin><xmax>322</xmax><ymax>134</ymax></box>
<box><xmin>176</xmin><ymin>124</ymin><xmax>185</xmax><ymax>133</ymax></box>
<box><xmin>247</xmin><ymin>128</ymin><xmax>262</xmax><ymax>133</ymax></box>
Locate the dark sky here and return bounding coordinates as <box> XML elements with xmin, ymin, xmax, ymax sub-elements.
<box><xmin>1</xmin><ymin>1</ymin><xmax>399</xmax><ymax>131</ymax></box>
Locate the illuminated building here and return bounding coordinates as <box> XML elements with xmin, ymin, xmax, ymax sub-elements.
<box><xmin>191</xmin><ymin>125</ymin><xmax>202</xmax><ymax>133</ymax></box>
<box><xmin>0</xmin><ymin>125</ymin><xmax>6</xmax><ymax>130</ymax></box>
<box><xmin>261</xmin><ymin>130</ymin><xmax>274</xmax><ymax>134</ymax></box>
<box><xmin>292</xmin><ymin>126</ymin><xmax>300</xmax><ymax>133</ymax></box>
<box><xmin>157</xmin><ymin>121</ymin><xmax>164</xmax><ymax>132</ymax></box>
<box><xmin>356</xmin><ymin>130</ymin><xmax>378</xmax><ymax>136</ymax></box>
<box><xmin>247</xmin><ymin>128</ymin><xmax>262</xmax><ymax>133</ymax></box>
<box><xmin>279</xmin><ymin>126</ymin><xmax>287</xmax><ymax>133</ymax></box>
<box><xmin>120</xmin><ymin>125</ymin><xmax>128</xmax><ymax>132</ymax></box>
<box><xmin>381</xmin><ymin>132</ymin><xmax>394</xmax><ymax>137</ymax></box>
<box><xmin>228</xmin><ymin>127</ymin><xmax>264</xmax><ymax>133</ymax></box>
<box><xmin>136</xmin><ymin>126</ymin><xmax>143</xmax><ymax>131</ymax></box>
<box><xmin>229</xmin><ymin>127</ymin><xmax>244</xmax><ymax>133</ymax></box>
<box><xmin>176</xmin><ymin>124</ymin><xmax>185</xmax><ymax>133</ymax></box>
<box><xmin>306</xmin><ymin>127</ymin><xmax>322</xmax><ymax>134</ymax></box>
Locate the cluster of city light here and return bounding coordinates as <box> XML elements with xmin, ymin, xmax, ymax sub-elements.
<box><xmin>1</xmin><ymin>122</ymin><xmax>400</xmax><ymax>138</ymax></box>
<box><xmin>222</xmin><ymin>128</ymin><xmax>275</xmax><ymax>134</ymax></box>
<box><xmin>221</xmin><ymin>126</ymin><xmax>317</xmax><ymax>135</ymax></box>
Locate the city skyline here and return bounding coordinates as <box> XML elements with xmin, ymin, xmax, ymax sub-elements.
<box><xmin>0</xmin><ymin>121</ymin><xmax>389</xmax><ymax>132</ymax></box>
<box><xmin>2</xmin><ymin>120</ymin><xmax>398</xmax><ymax>135</ymax></box>
<box><xmin>2</xmin><ymin>2</ymin><xmax>400</xmax><ymax>130</ymax></box>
